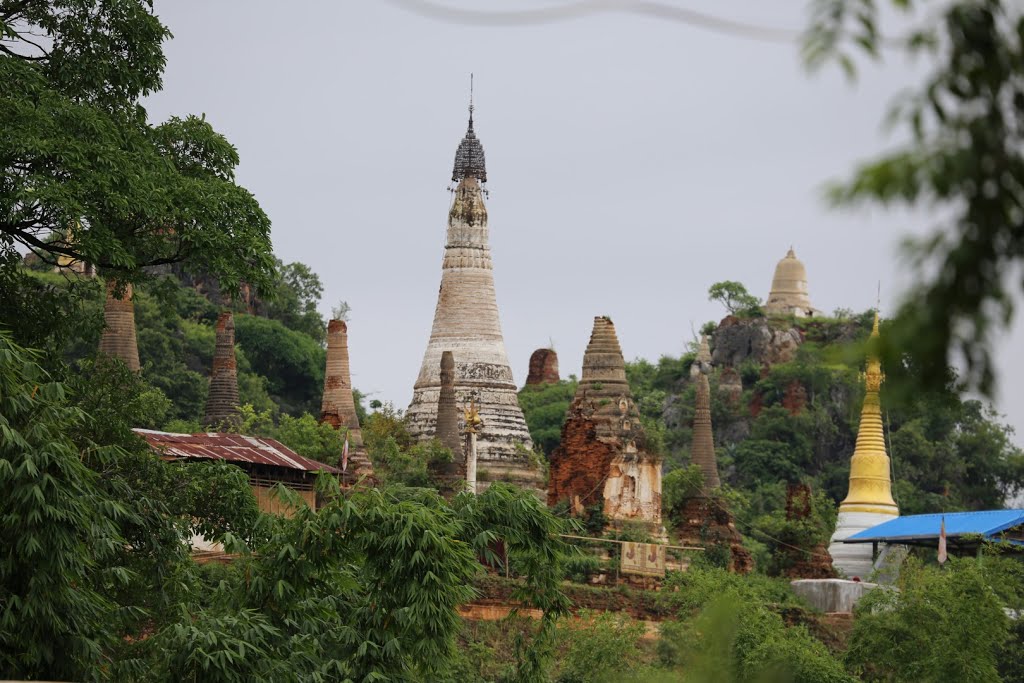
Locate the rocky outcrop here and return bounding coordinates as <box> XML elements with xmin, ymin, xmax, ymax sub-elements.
<box><xmin>525</xmin><ymin>348</ymin><xmax>560</xmax><ymax>386</ymax></box>
<box><xmin>782</xmin><ymin>380</ymin><xmax>808</xmax><ymax>416</ymax></box>
<box><xmin>711</xmin><ymin>316</ymin><xmax>802</xmax><ymax>368</ymax></box>
<box><xmin>406</xmin><ymin>124</ymin><xmax>541</xmax><ymax>492</ymax></box>
<box><xmin>548</xmin><ymin>317</ymin><xmax>662</xmax><ymax>529</ymax></box>
<box><xmin>97</xmin><ymin>281</ymin><xmax>140</xmax><ymax>372</ymax></box>
<box><xmin>718</xmin><ymin>367</ymin><xmax>743</xmax><ymax>403</ymax></box>
<box><xmin>204</xmin><ymin>312</ymin><xmax>240</xmax><ymax>430</ymax></box>
<box><xmin>320</xmin><ymin>319</ymin><xmax>374</xmax><ymax>486</ymax></box>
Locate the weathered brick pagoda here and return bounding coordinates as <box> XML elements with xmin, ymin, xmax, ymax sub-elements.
<box><xmin>548</xmin><ymin>316</ymin><xmax>662</xmax><ymax>531</ymax></box>
<box><xmin>672</xmin><ymin>334</ymin><xmax>752</xmax><ymax>573</ymax></box>
<box><xmin>203</xmin><ymin>311</ymin><xmax>241</xmax><ymax>430</ymax></box>
<box><xmin>406</xmin><ymin>99</ymin><xmax>542</xmax><ymax>492</ymax></box>
<box><xmin>98</xmin><ymin>281</ymin><xmax>141</xmax><ymax>372</ymax></box>
<box><xmin>525</xmin><ymin>348</ymin><xmax>560</xmax><ymax>386</ymax></box>
<box><xmin>320</xmin><ymin>319</ymin><xmax>374</xmax><ymax>485</ymax></box>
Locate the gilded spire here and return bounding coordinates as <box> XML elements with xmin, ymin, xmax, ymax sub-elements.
<box><xmin>838</xmin><ymin>312</ymin><xmax>898</xmax><ymax>515</ymax></box>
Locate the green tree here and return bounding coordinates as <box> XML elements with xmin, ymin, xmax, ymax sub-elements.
<box><xmin>845</xmin><ymin>557</ymin><xmax>1009</xmax><ymax>682</ymax></box>
<box><xmin>805</xmin><ymin>0</ymin><xmax>1024</xmax><ymax>397</ymax></box>
<box><xmin>0</xmin><ymin>332</ymin><xmax>261</xmax><ymax>680</ymax></box>
<box><xmin>519</xmin><ymin>378</ymin><xmax>577</xmax><ymax>455</ymax></box>
<box><xmin>259</xmin><ymin>259</ymin><xmax>326</xmax><ymax>343</ymax></box>
<box><xmin>0</xmin><ymin>1</ymin><xmax>273</xmax><ymax>292</ymax></box>
<box><xmin>707</xmin><ymin>281</ymin><xmax>762</xmax><ymax>317</ymax></box>
<box><xmin>555</xmin><ymin>611</ymin><xmax>645</xmax><ymax>683</ymax></box>
<box><xmin>0</xmin><ymin>333</ymin><xmax>127</xmax><ymax>679</ymax></box>
<box><xmin>135</xmin><ymin>483</ymin><xmax>572</xmax><ymax>682</ymax></box>
<box><xmin>233</xmin><ymin>314</ymin><xmax>325</xmax><ymax>416</ymax></box>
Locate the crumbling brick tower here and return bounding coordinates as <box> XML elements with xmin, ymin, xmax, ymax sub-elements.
<box><xmin>203</xmin><ymin>311</ymin><xmax>241</xmax><ymax>431</ymax></box>
<box><xmin>548</xmin><ymin>316</ymin><xmax>662</xmax><ymax>531</ymax></box>
<box><xmin>97</xmin><ymin>281</ymin><xmax>141</xmax><ymax>372</ymax></box>
<box><xmin>320</xmin><ymin>319</ymin><xmax>375</xmax><ymax>485</ymax></box>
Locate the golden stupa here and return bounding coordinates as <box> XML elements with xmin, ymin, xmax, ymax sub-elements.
<box><xmin>828</xmin><ymin>313</ymin><xmax>899</xmax><ymax>577</ymax></box>
<box><xmin>839</xmin><ymin>313</ymin><xmax>898</xmax><ymax>515</ymax></box>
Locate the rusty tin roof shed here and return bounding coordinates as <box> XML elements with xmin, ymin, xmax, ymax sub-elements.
<box><xmin>133</xmin><ymin>429</ymin><xmax>340</xmax><ymax>474</ymax></box>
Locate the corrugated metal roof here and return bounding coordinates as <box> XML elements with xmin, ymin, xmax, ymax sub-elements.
<box><xmin>133</xmin><ymin>429</ymin><xmax>340</xmax><ymax>474</ymax></box>
<box><xmin>845</xmin><ymin>510</ymin><xmax>1024</xmax><ymax>544</ymax></box>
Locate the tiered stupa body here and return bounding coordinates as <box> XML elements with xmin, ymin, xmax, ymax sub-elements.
<box><xmin>828</xmin><ymin>314</ymin><xmax>899</xmax><ymax>578</ymax></box>
<box><xmin>320</xmin><ymin>319</ymin><xmax>374</xmax><ymax>484</ymax></box>
<box><xmin>690</xmin><ymin>336</ymin><xmax>720</xmax><ymax>491</ymax></box>
<box><xmin>204</xmin><ymin>311</ymin><xmax>241</xmax><ymax>430</ymax></box>
<box><xmin>764</xmin><ymin>248</ymin><xmax>818</xmax><ymax>318</ymax></box>
<box><xmin>406</xmin><ymin>107</ymin><xmax>542</xmax><ymax>492</ymax></box>
<box><xmin>548</xmin><ymin>317</ymin><xmax>662</xmax><ymax>528</ymax></box>
<box><xmin>98</xmin><ymin>281</ymin><xmax>141</xmax><ymax>372</ymax></box>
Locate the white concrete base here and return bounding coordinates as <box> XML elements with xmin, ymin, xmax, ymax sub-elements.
<box><xmin>791</xmin><ymin>579</ymin><xmax>878</xmax><ymax>613</ymax></box>
<box><xmin>828</xmin><ymin>510</ymin><xmax>897</xmax><ymax>580</ymax></box>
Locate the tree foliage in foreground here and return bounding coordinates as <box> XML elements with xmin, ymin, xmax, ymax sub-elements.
<box><xmin>845</xmin><ymin>555</ymin><xmax>1020</xmax><ymax>682</ymax></box>
<box><xmin>0</xmin><ymin>332</ymin><xmax>575</xmax><ymax>680</ymax></box>
<box><xmin>805</xmin><ymin>0</ymin><xmax>1024</xmax><ymax>397</ymax></box>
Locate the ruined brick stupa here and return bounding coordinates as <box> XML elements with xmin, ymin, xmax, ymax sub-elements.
<box><xmin>204</xmin><ymin>311</ymin><xmax>241</xmax><ymax>430</ymax></box>
<box><xmin>406</xmin><ymin>98</ymin><xmax>542</xmax><ymax>492</ymax></box>
<box><xmin>98</xmin><ymin>281</ymin><xmax>141</xmax><ymax>372</ymax></box>
<box><xmin>672</xmin><ymin>334</ymin><xmax>752</xmax><ymax>573</ymax></box>
<box><xmin>429</xmin><ymin>351</ymin><xmax>468</xmax><ymax>496</ymax></box>
<box><xmin>548</xmin><ymin>317</ymin><xmax>662</xmax><ymax>530</ymax></box>
<box><xmin>525</xmin><ymin>348</ymin><xmax>560</xmax><ymax>386</ymax></box>
<box><xmin>690</xmin><ymin>335</ymin><xmax>720</xmax><ymax>492</ymax></box>
<box><xmin>320</xmin><ymin>319</ymin><xmax>374</xmax><ymax>485</ymax></box>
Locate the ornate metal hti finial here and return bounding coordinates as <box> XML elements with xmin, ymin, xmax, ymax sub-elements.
<box><xmin>452</xmin><ymin>74</ymin><xmax>487</xmax><ymax>184</ymax></box>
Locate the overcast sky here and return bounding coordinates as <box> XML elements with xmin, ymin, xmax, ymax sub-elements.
<box><xmin>145</xmin><ymin>1</ymin><xmax>1024</xmax><ymax>444</ymax></box>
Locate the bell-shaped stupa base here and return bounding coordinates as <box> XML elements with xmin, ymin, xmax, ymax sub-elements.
<box><xmin>828</xmin><ymin>509</ymin><xmax>898</xmax><ymax>580</ymax></box>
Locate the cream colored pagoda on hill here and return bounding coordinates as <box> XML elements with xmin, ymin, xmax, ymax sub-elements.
<box><xmin>765</xmin><ymin>247</ymin><xmax>819</xmax><ymax>318</ymax></box>
<box><xmin>828</xmin><ymin>313</ymin><xmax>899</xmax><ymax>578</ymax></box>
<box><xmin>406</xmin><ymin>99</ymin><xmax>542</xmax><ymax>492</ymax></box>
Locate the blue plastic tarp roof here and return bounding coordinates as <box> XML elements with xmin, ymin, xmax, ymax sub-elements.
<box><xmin>844</xmin><ymin>509</ymin><xmax>1024</xmax><ymax>545</ymax></box>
